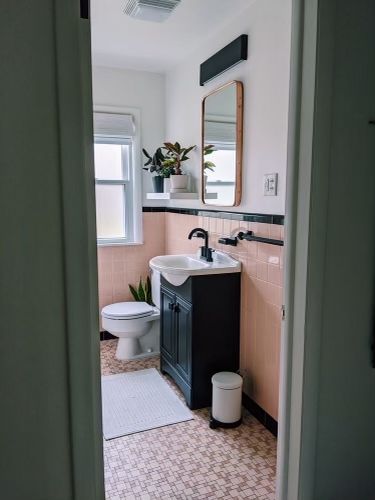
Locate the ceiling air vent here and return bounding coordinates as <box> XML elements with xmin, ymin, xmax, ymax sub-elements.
<box><xmin>124</xmin><ymin>0</ymin><xmax>181</xmax><ymax>22</ymax></box>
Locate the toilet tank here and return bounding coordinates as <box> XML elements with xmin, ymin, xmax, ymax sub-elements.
<box><xmin>150</xmin><ymin>268</ymin><xmax>161</xmax><ymax>309</ymax></box>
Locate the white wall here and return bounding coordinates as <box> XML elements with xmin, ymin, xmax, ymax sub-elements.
<box><xmin>91</xmin><ymin>66</ymin><xmax>166</xmax><ymax>204</ymax></box>
<box><xmin>165</xmin><ymin>0</ymin><xmax>291</xmax><ymax>215</ymax></box>
<box><xmin>92</xmin><ymin>0</ymin><xmax>292</xmax><ymax>215</ymax></box>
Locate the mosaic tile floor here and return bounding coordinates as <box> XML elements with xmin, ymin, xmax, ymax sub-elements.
<box><xmin>101</xmin><ymin>340</ymin><xmax>277</xmax><ymax>500</ymax></box>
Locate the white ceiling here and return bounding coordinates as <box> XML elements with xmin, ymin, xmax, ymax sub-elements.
<box><xmin>91</xmin><ymin>0</ymin><xmax>252</xmax><ymax>72</ymax></box>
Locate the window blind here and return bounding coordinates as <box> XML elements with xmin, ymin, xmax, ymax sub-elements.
<box><xmin>204</xmin><ymin>120</ymin><xmax>236</xmax><ymax>145</ymax></box>
<box><xmin>93</xmin><ymin>112</ymin><xmax>135</xmax><ymax>137</ymax></box>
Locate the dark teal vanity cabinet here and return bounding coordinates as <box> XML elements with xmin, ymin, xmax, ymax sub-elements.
<box><xmin>160</xmin><ymin>273</ymin><xmax>241</xmax><ymax>410</ymax></box>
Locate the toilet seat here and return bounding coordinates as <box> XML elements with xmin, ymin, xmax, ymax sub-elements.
<box><xmin>101</xmin><ymin>302</ymin><xmax>155</xmax><ymax>320</ymax></box>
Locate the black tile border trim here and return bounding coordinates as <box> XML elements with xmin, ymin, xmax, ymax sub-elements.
<box><xmin>242</xmin><ymin>392</ymin><xmax>278</xmax><ymax>437</ymax></box>
<box><xmin>142</xmin><ymin>207</ymin><xmax>284</xmax><ymax>225</ymax></box>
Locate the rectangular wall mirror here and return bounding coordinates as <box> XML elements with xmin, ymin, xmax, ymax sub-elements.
<box><xmin>202</xmin><ymin>81</ymin><xmax>243</xmax><ymax>206</ymax></box>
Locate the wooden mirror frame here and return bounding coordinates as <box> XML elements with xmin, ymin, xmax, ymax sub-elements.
<box><xmin>201</xmin><ymin>80</ymin><xmax>243</xmax><ymax>206</ymax></box>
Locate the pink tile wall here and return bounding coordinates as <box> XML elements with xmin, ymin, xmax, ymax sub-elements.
<box><xmin>97</xmin><ymin>212</ymin><xmax>165</xmax><ymax>324</ymax></box>
<box><xmin>97</xmin><ymin>210</ymin><xmax>283</xmax><ymax>420</ymax></box>
<box><xmin>165</xmin><ymin>212</ymin><xmax>284</xmax><ymax>420</ymax></box>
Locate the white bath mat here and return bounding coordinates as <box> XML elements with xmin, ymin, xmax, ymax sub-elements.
<box><xmin>101</xmin><ymin>368</ymin><xmax>193</xmax><ymax>439</ymax></box>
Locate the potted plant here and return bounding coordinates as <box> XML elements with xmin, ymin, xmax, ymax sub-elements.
<box><xmin>162</xmin><ymin>142</ymin><xmax>196</xmax><ymax>192</ymax></box>
<box><xmin>161</xmin><ymin>164</ymin><xmax>174</xmax><ymax>193</ymax></box>
<box><xmin>203</xmin><ymin>144</ymin><xmax>216</xmax><ymax>171</ymax></box>
<box><xmin>203</xmin><ymin>144</ymin><xmax>216</xmax><ymax>192</ymax></box>
<box><xmin>142</xmin><ymin>147</ymin><xmax>170</xmax><ymax>193</ymax></box>
<box><xmin>128</xmin><ymin>276</ymin><xmax>153</xmax><ymax>306</ymax></box>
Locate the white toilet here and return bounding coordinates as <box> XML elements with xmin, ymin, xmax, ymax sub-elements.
<box><xmin>101</xmin><ymin>270</ymin><xmax>160</xmax><ymax>360</ymax></box>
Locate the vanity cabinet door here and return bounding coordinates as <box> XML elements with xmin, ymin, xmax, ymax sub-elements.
<box><xmin>160</xmin><ymin>286</ymin><xmax>175</xmax><ymax>362</ymax></box>
<box><xmin>160</xmin><ymin>274</ymin><xmax>240</xmax><ymax>410</ymax></box>
<box><xmin>174</xmin><ymin>297</ymin><xmax>192</xmax><ymax>384</ymax></box>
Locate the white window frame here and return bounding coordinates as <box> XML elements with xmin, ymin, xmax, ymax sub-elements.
<box><xmin>93</xmin><ymin>106</ymin><xmax>143</xmax><ymax>246</ymax></box>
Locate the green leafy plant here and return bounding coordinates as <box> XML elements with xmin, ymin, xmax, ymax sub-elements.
<box><xmin>203</xmin><ymin>144</ymin><xmax>216</xmax><ymax>172</ymax></box>
<box><xmin>142</xmin><ymin>147</ymin><xmax>172</xmax><ymax>178</ymax></box>
<box><xmin>162</xmin><ymin>142</ymin><xmax>196</xmax><ymax>175</ymax></box>
<box><xmin>128</xmin><ymin>276</ymin><xmax>153</xmax><ymax>305</ymax></box>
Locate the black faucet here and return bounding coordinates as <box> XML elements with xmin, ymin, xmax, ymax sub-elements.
<box><xmin>188</xmin><ymin>227</ymin><xmax>214</xmax><ymax>262</ymax></box>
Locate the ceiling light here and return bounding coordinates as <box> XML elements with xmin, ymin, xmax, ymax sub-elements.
<box><xmin>124</xmin><ymin>0</ymin><xmax>181</xmax><ymax>23</ymax></box>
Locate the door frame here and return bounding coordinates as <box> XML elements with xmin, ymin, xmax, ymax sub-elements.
<box><xmin>277</xmin><ymin>0</ymin><xmax>340</xmax><ymax>498</ymax></box>
<box><xmin>55</xmin><ymin>2</ymin><xmax>105</xmax><ymax>498</ymax></box>
<box><xmin>63</xmin><ymin>0</ymin><xmax>339</xmax><ymax>498</ymax></box>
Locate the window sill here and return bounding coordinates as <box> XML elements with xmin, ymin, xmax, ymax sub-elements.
<box><xmin>97</xmin><ymin>240</ymin><xmax>143</xmax><ymax>247</ymax></box>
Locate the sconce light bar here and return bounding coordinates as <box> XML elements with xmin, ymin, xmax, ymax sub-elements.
<box><xmin>200</xmin><ymin>34</ymin><xmax>248</xmax><ymax>86</ymax></box>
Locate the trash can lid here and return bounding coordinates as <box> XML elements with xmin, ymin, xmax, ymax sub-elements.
<box><xmin>212</xmin><ymin>371</ymin><xmax>243</xmax><ymax>390</ymax></box>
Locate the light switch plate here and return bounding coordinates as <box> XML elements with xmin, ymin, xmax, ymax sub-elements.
<box><xmin>264</xmin><ymin>173</ymin><xmax>278</xmax><ymax>196</ymax></box>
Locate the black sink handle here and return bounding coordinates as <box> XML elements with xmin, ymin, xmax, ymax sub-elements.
<box><xmin>218</xmin><ymin>236</ymin><xmax>238</xmax><ymax>246</ymax></box>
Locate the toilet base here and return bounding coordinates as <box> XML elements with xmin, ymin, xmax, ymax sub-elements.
<box><xmin>116</xmin><ymin>337</ymin><xmax>142</xmax><ymax>360</ymax></box>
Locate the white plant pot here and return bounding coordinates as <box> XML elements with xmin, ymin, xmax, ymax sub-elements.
<box><xmin>170</xmin><ymin>174</ymin><xmax>189</xmax><ymax>191</ymax></box>
<box><xmin>163</xmin><ymin>178</ymin><xmax>171</xmax><ymax>193</ymax></box>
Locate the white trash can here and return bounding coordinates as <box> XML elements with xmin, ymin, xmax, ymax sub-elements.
<box><xmin>210</xmin><ymin>372</ymin><xmax>243</xmax><ymax>429</ymax></box>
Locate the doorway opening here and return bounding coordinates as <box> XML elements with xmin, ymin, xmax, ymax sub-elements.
<box><xmin>90</xmin><ymin>1</ymin><xmax>291</xmax><ymax>498</ymax></box>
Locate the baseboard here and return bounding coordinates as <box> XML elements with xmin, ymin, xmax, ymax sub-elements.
<box><xmin>242</xmin><ymin>392</ymin><xmax>278</xmax><ymax>437</ymax></box>
<box><xmin>100</xmin><ymin>330</ymin><xmax>116</xmax><ymax>341</ymax></box>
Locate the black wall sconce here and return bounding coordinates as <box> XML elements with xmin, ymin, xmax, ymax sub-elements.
<box><xmin>200</xmin><ymin>34</ymin><xmax>248</xmax><ymax>86</ymax></box>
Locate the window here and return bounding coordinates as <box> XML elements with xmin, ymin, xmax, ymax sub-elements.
<box><xmin>204</xmin><ymin>118</ymin><xmax>237</xmax><ymax>206</ymax></box>
<box><xmin>93</xmin><ymin>111</ymin><xmax>142</xmax><ymax>245</ymax></box>
<box><xmin>204</xmin><ymin>141</ymin><xmax>236</xmax><ymax>206</ymax></box>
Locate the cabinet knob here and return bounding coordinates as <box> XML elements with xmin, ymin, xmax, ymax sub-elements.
<box><xmin>174</xmin><ymin>303</ymin><xmax>180</xmax><ymax>313</ymax></box>
<box><xmin>168</xmin><ymin>302</ymin><xmax>175</xmax><ymax>311</ymax></box>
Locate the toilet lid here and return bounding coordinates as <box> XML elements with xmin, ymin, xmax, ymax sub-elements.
<box><xmin>101</xmin><ymin>302</ymin><xmax>154</xmax><ymax>320</ymax></box>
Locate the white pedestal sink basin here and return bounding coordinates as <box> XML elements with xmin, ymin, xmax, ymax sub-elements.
<box><xmin>149</xmin><ymin>251</ymin><xmax>241</xmax><ymax>286</ymax></box>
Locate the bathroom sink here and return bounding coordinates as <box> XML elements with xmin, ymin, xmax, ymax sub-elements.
<box><xmin>149</xmin><ymin>251</ymin><xmax>241</xmax><ymax>286</ymax></box>
<box><xmin>150</xmin><ymin>254</ymin><xmax>210</xmax><ymax>271</ymax></box>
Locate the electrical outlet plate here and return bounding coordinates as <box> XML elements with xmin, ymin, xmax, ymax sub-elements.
<box><xmin>264</xmin><ymin>173</ymin><xmax>278</xmax><ymax>196</ymax></box>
